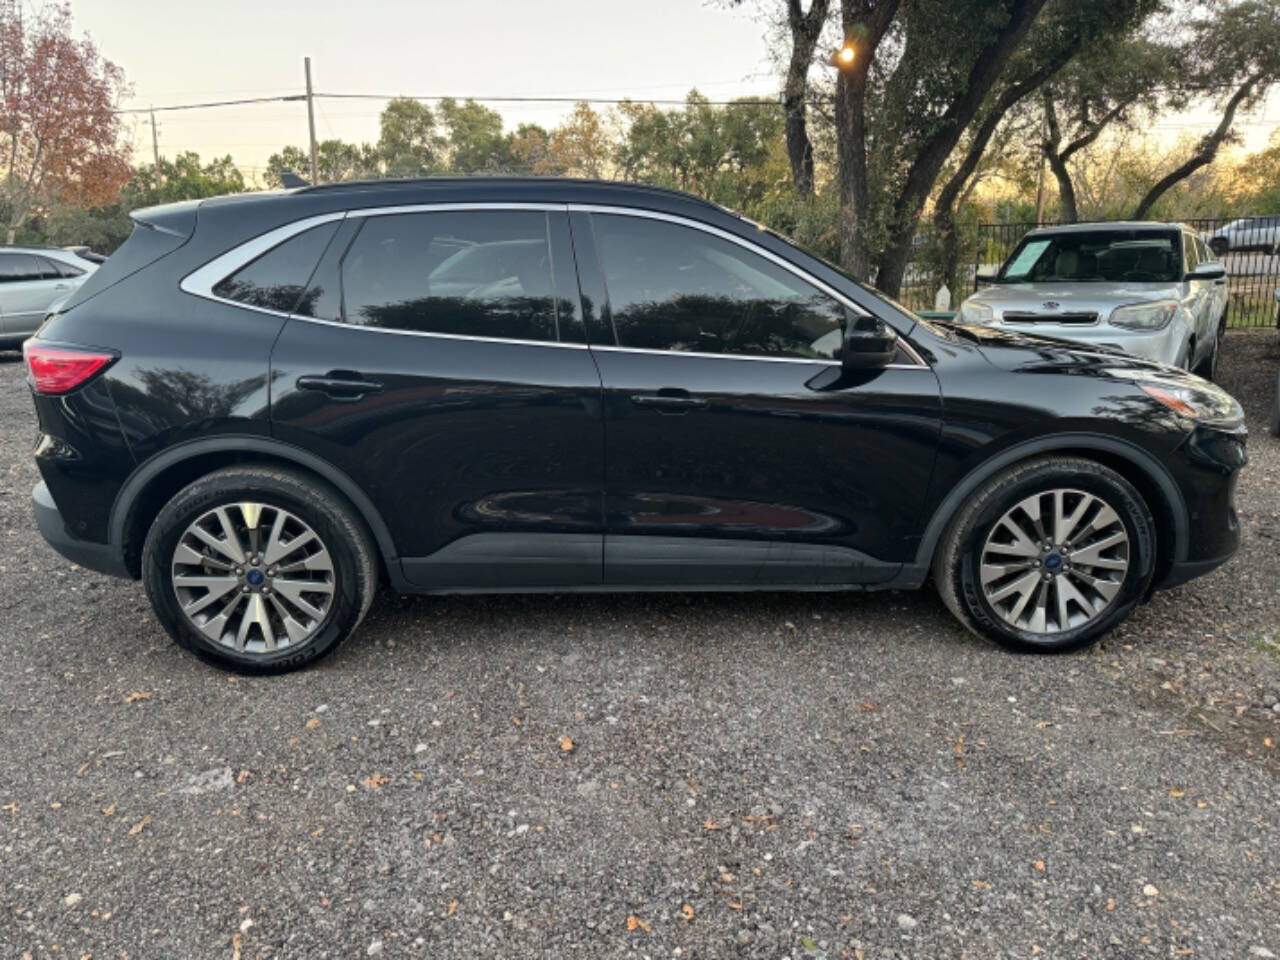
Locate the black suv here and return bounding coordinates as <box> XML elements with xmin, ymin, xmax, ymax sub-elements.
<box><xmin>25</xmin><ymin>178</ymin><xmax>1246</xmax><ymax>672</ymax></box>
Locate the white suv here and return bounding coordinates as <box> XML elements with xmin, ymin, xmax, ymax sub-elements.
<box><xmin>0</xmin><ymin>247</ymin><xmax>99</xmax><ymax>348</ymax></box>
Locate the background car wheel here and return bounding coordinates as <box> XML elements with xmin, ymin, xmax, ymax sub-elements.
<box><xmin>1210</xmin><ymin>237</ymin><xmax>1229</xmax><ymax>257</ymax></box>
<box><xmin>1194</xmin><ymin>329</ymin><xmax>1220</xmax><ymax>381</ymax></box>
<box><xmin>142</xmin><ymin>465</ymin><xmax>377</xmax><ymax>673</ymax></box>
<box><xmin>933</xmin><ymin>457</ymin><xmax>1156</xmax><ymax>653</ymax></box>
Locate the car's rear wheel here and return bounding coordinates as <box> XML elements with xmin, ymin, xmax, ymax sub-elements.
<box><xmin>1194</xmin><ymin>324</ymin><xmax>1222</xmax><ymax>381</ymax></box>
<box><xmin>933</xmin><ymin>457</ymin><xmax>1156</xmax><ymax>653</ymax></box>
<box><xmin>142</xmin><ymin>466</ymin><xmax>377</xmax><ymax>673</ymax></box>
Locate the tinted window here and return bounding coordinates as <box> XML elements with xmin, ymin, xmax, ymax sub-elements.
<box><xmin>0</xmin><ymin>253</ymin><xmax>51</xmax><ymax>283</ymax></box>
<box><xmin>214</xmin><ymin>222</ymin><xmax>339</xmax><ymax>313</ymax></box>
<box><xmin>592</xmin><ymin>214</ymin><xmax>846</xmax><ymax>359</ymax></box>
<box><xmin>1182</xmin><ymin>234</ymin><xmax>1198</xmax><ymax>271</ymax></box>
<box><xmin>45</xmin><ymin>257</ymin><xmax>85</xmax><ymax>278</ymax></box>
<box><xmin>340</xmin><ymin>211</ymin><xmax>558</xmax><ymax>341</ymax></box>
<box><xmin>998</xmin><ymin>230</ymin><xmax>1182</xmax><ymax>283</ymax></box>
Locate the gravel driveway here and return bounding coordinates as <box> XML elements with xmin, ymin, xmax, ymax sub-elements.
<box><xmin>2</xmin><ymin>333</ymin><xmax>1278</xmax><ymax>959</ymax></box>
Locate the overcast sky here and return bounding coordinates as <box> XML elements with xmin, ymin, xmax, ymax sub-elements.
<box><xmin>69</xmin><ymin>0</ymin><xmax>1279</xmax><ymax>183</ymax></box>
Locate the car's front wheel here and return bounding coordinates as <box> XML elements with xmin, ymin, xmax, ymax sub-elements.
<box><xmin>142</xmin><ymin>466</ymin><xmax>377</xmax><ymax>673</ymax></box>
<box><xmin>933</xmin><ymin>457</ymin><xmax>1156</xmax><ymax>653</ymax></box>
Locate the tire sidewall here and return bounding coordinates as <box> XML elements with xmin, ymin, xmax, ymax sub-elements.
<box><xmin>143</xmin><ymin>472</ymin><xmax>368</xmax><ymax>673</ymax></box>
<box><xmin>956</xmin><ymin>465</ymin><xmax>1156</xmax><ymax>652</ymax></box>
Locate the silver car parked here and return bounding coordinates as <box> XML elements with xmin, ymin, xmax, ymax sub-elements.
<box><xmin>0</xmin><ymin>246</ymin><xmax>99</xmax><ymax>348</ymax></box>
<box><xmin>958</xmin><ymin>222</ymin><xmax>1229</xmax><ymax>379</ymax></box>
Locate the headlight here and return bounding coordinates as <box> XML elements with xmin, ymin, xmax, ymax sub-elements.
<box><xmin>959</xmin><ymin>300</ymin><xmax>993</xmax><ymax>325</ymax></box>
<box><xmin>1136</xmin><ymin>381</ymin><xmax>1245</xmax><ymax>432</ymax></box>
<box><xmin>1109</xmin><ymin>300</ymin><xmax>1178</xmax><ymax>330</ymax></box>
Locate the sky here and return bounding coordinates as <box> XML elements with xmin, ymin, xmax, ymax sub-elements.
<box><xmin>64</xmin><ymin>0</ymin><xmax>1280</xmax><ymax>183</ymax></box>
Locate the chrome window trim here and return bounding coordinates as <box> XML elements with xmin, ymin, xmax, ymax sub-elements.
<box><xmin>177</xmin><ymin>199</ymin><xmax>928</xmax><ymax>367</ymax></box>
<box><xmin>286</xmin><ymin>313</ymin><xmax>589</xmax><ymax>350</ymax></box>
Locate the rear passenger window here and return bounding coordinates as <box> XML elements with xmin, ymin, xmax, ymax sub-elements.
<box><xmin>591</xmin><ymin>213</ymin><xmax>847</xmax><ymax>360</ymax></box>
<box><xmin>339</xmin><ymin>211</ymin><xmax>558</xmax><ymax>341</ymax></box>
<box><xmin>46</xmin><ymin>258</ymin><xmax>85</xmax><ymax>278</ymax></box>
<box><xmin>214</xmin><ymin>221</ymin><xmax>340</xmax><ymax>313</ymax></box>
<box><xmin>0</xmin><ymin>253</ymin><xmax>50</xmax><ymax>283</ymax></box>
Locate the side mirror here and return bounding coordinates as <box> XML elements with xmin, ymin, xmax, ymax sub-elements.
<box><xmin>1188</xmin><ymin>261</ymin><xmax>1226</xmax><ymax>281</ymax></box>
<box><xmin>842</xmin><ymin>315</ymin><xmax>897</xmax><ymax>370</ymax></box>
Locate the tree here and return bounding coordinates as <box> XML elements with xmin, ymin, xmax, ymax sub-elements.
<box><xmin>377</xmin><ymin>98</ymin><xmax>442</xmax><ymax>176</ymax></box>
<box><xmin>781</xmin><ymin>0</ymin><xmax>831</xmax><ymax>195</ymax></box>
<box><xmin>266</xmin><ymin>141</ymin><xmax>378</xmax><ymax>186</ymax></box>
<box><xmin>438</xmin><ymin>98</ymin><xmax>510</xmax><ymax>173</ymax></box>
<box><xmin>547</xmin><ymin>102</ymin><xmax>611</xmax><ymax>178</ymax></box>
<box><xmin>0</xmin><ymin>4</ymin><xmax>131</xmax><ymax>243</ymax></box>
<box><xmin>931</xmin><ymin>0</ymin><xmax>1164</xmax><ymax>288</ymax></box>
<box><xmin>129</xmin><ymin>151</ymin><xmax>245</xmax><ymax>204</ymax></box>
<box><xmin>1132</xmin><ymin>0</ymin><xmax>1280</xmax><ymax>218</ymax></box>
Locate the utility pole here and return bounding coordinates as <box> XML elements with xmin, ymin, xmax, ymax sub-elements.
<box><xmin>150</xmin><ymin>106</ymin><xmax>161</xmax><ymax>183</ymax></box>
<box><xmin>304</xmin><ymin>57</ymin><xmax>319</xmax><ymax>184</ymax></box>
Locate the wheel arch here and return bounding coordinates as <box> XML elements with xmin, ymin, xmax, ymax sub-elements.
<box><xmin>911</xmin><ymin>434</ymin><xmax>1187</xmax><ymax>587</ymax></box>
<box><xmin>111</xmin><ymin>436</ymin><xmax>400</xmax><ymax>581</ymax></box>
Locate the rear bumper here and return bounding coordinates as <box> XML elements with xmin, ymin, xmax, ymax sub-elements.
<box><xmin>1159</xmin><ymin>548</ymin><xmax>1237</xmax><ymax>590</ymax></box>
<box><xmin>33</xmin><ymin>481</ymin><xmax>129</xmax><ymax>578</ymax></box>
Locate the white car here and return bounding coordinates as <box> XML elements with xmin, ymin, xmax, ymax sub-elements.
<box><xmin>0</xmin><ymin>246</ymin><xmax>99</xmax><ymax>348</ymax></box>
<box><xmin>957</xmin><ymin>222</ymin><xmax>1229</xmax><ymax>378</ymax></box>
<box><xmin>1204</xmin><ymin>215</ymin><xmax>1280</xmax><ymax>257</ymax></box>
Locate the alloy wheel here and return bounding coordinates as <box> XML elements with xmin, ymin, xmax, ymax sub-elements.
<box><xmin>171</xmin><ymin>502</ymin><xmax>335</xmax><ymax>654</ymax></box>
<box><xmin>979</xmin><ymin>488</ymin><xmax>1129</xmax><ymax>635</ymax></box>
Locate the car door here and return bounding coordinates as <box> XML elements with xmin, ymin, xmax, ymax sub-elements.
<box><xmin>1180</xmin><ymin>231</ymin><xmax>1210</xmax><ymax>362</ymax></box>
<box><xmin>0</xmin><ymin>253</ymin><xmax>71</xmax><ymax>337</ymax></box>
<box><xmin>1195</xmin><ymin>234</ymin><xmax>1227</xmax><ymax>328</ymax></box>
<box><xmin>267</xmin><ymin>205</ymin><xmax>606</xmax><ymax>590</ymax></box>
<box><xmin>571</xmin><ymin>208</ymin><xmax>943</xmax><ymax>587</ymax></box>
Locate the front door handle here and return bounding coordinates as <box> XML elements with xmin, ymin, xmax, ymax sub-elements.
<box><xmin>630</xmin><ymin>388</ymin><xmax>708</xmax><ymax>414</ymax></box>
<box><xmin>296</xmin><ymin>371</ymin><xmax>384</xmax><ymax>401</ymax></box>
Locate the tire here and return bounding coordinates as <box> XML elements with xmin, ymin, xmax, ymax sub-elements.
<box><xmin>142</xmin><ymin>465</ymin><xmax>377</xmax><ymax>674</ymax></box>
<box><xmin>932</xmin><ymin>457</ymin><xmax>1157</xmax><ymax>654</ymax></box>
<box><xmin>1210</xmin><ymin>237</ymin><xmax>1229</xmax><ymax>257</ymax></box>
<box><xmin>1194</xmin><ymin>327</ymin><xmax>1220</xmax><ymax>381</ymax></box>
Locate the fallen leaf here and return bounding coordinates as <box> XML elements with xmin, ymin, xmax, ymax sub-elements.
<box><xmin>128</xmin><ymin>814</ymin><xmax>152</xmax><ymax>836</ymax></box>
<box><xmin>681</xmin><ymin>903</ymin><xmax>695</xmax><ymax>920</ymax></box>
<box><xmin>1196</xmin><ymin>801</ymin><xmax>1208</xmax><ymax>809</ymax></box>
<box><xmin>305</xmin><ymin>717</ymin><xmax>321</xmax><ymax>730</ymax></box>
<box><xmin>446</xmin><ymin>900</ymin><xmax>458</xmax><ymax>917</ymax></box>
<box><xmin>1033</xmin><ymin>860</ymin><xmax>1045</xmax><ymax>872</ymax></box>
<box><xmin>236</xmin><ymin>770</ymin><xmax>251</xmax><ymax>785</ymax></box>
<box><xmin>1169</xmin><ymin>788</ymin><xmax>1184</xmax><ymax>798</ymax></box>
<box><xmin>954</xmin><ymin>736</ymin><xmax>965</xmax><ymax>756</ymax></box>
<box><xmin>123</xmin><ymin>691</ymin><xmax>151</xmax><ymax>704</ymax></box>
<box><xmin>625</xmin><ymin>914</ymin><xmax>651</xmax><ymax>933</ymax></box>
<box><xmin>232</xmin><ymin>931</ymin><xmax>243</xmax><ymax>960</ymax></box>
<box><xmin>1265</xmin><ymin>738</ymin><xmax>1274</xmax><ymax>749</ymax></box>
<box><xmin>859</xmin><ymin>701</ymin><xmax>877</xmax><ymax>713</ymax></box>
<box><xmin>728</xmin><ymin>901</ymin><xmax>743</xmax><ymax>910</ymax></box>
<box><xmin>101</xmin><ymin>804</ymin><xmax>116</xmax><ymax>817</ymax></box>
<box><xmin>801</xmin><ymin>935</ymin><xmax>818</xmax><ymax>950</ymax></box>
<box><xmin>512</xmin><ymin>717</ymin><xmax>521</xmax><ymax>726</ymax></box>
<box><xmin>971</xmin><ymin>879</ymin><xmax>991</xmax><ymax>890</ymax></box>
<box><xmin>360</xmin><ymin>772</ymin><xmax>389</xmax><ymax>790</ymax></box>
<box><xmin>703</xmin><ymin>819</ymin><xmax>721</xmax><ymax>831</ymax></box>
<box><xmin>310</xmin><ymin>826</ymin><xmax>324</xmax><ymax>838</ymax></box>
<box><xmin>1105</xmin><ymin>898</ymin><xmax>1116</xmax><ymax>912</ymax></box>
<box><xmin>558</xmin><ymin>735</ymin><xmax>575</xmax><ymax>753</ymax></box>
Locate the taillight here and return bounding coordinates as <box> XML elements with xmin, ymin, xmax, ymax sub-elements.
<box><xmin>23</xmin><ymin>343</ymin><xmax>115</xmax><ymax>395</ymax></box>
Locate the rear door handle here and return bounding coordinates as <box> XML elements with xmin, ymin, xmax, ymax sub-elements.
<box><xmin>629</xmin><ymin>389</ymin><xmax>708</xmax><ymax>414</ymax></box>
<box><xmin>296</xmin><ymin>372</ymin><xmax>384</xmax><ymax>401</ymax></box>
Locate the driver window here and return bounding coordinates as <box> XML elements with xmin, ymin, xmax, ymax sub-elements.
<box><xmin>339</xmin><ymin>210</ymin><xmax>559</xmax><ymax>341</ymax></box>
<box><xmin>591</xmin><ymin>213</ymin><xmax>846</xmax><ymax>360</ymax></box>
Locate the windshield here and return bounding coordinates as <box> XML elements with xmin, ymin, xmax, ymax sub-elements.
<box><xmin>997</xmin><ymin>229</ymin><xmax>1182</xmax><ymax>283</ymax></box>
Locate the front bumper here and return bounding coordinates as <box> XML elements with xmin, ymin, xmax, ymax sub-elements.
<box><xmin>33</xmin><ymin>481</ymin><xmax>129</xmax><ymax>578</ymax></box>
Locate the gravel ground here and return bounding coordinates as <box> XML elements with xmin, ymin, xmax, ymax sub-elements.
<box><xmin>1</xmin><ymin>332</ymin><xmax>1279</xmax><ymax>959</ymax></box>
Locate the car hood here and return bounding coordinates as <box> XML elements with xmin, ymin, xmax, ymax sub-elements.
<box><xmin>970</xmin><ymin>281</ymin><xmax>1182</xmax><ymax>317</ymax></box>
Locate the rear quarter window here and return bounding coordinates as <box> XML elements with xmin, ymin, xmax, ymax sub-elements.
<box><xmin>213</xmin><ymin>222</ymin><xmax>340</xmax><ymax>314</ymax></box>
